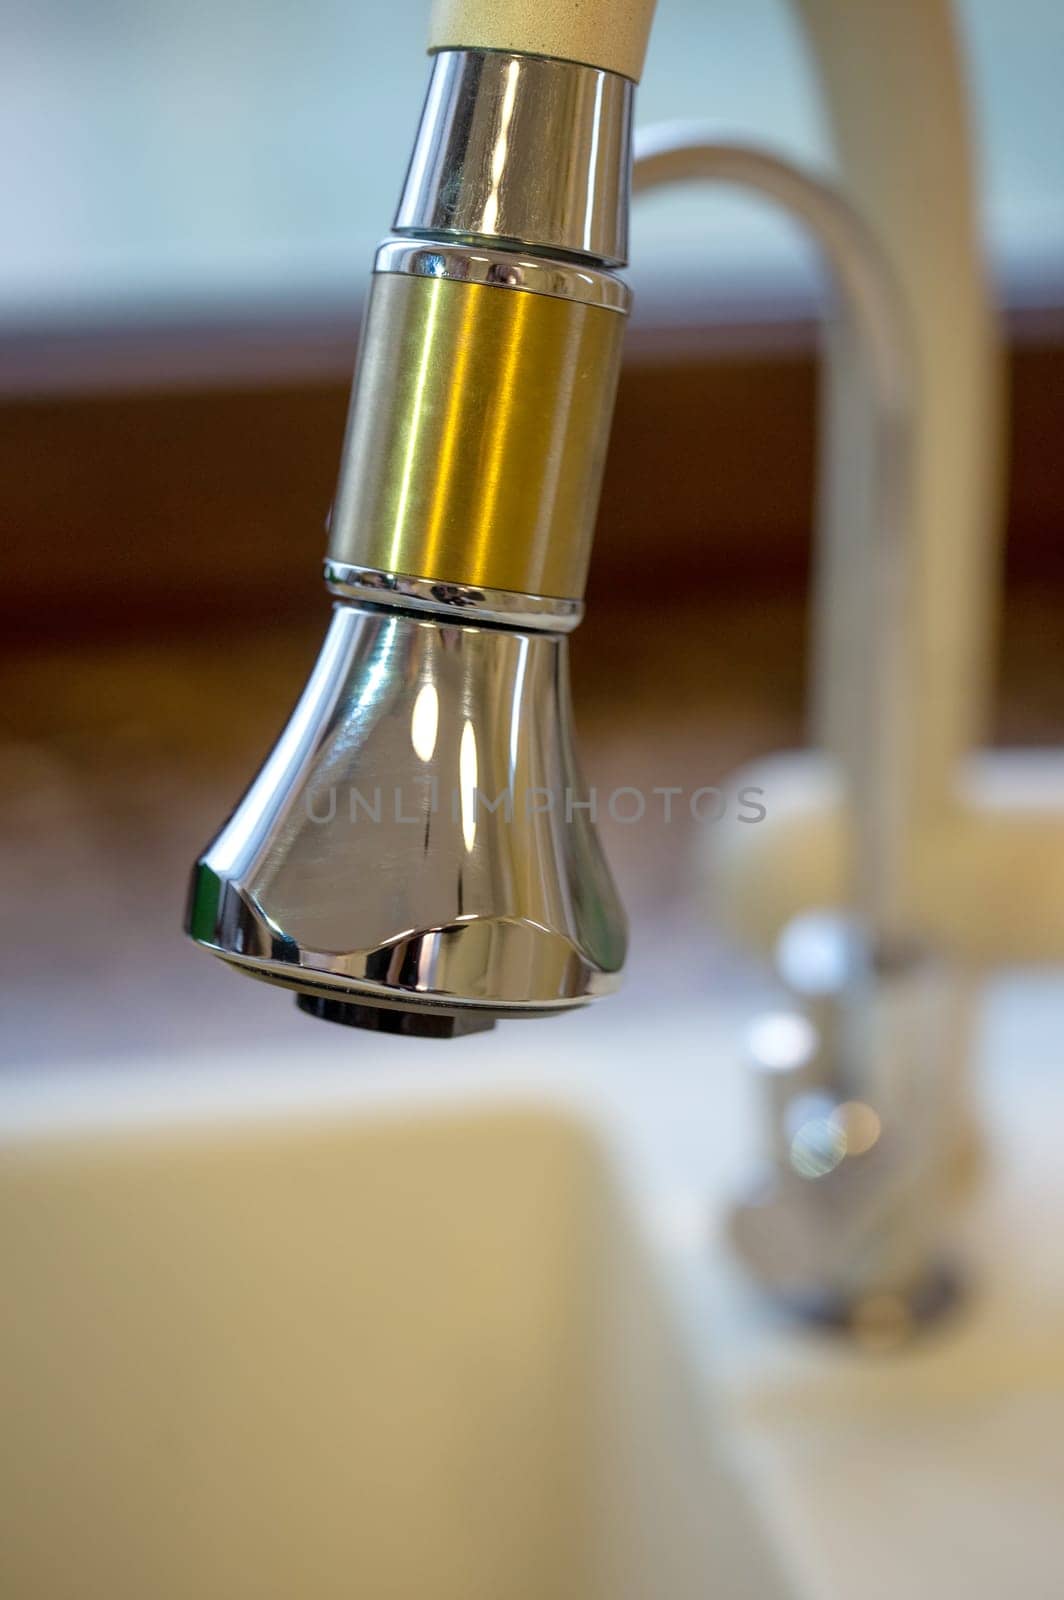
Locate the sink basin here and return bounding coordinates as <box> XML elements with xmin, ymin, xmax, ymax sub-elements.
<box><xmin>0</xmin><ymin>1085</ymin><xmax>789</xmax><ymax>1600</ymax></box>
<box><xmin>4</xmin><ymin>974</ymin><xmax>1060</xmax><ymax>1600</ymax></box>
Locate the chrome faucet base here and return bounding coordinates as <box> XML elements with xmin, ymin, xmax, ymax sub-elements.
<box><xmin>729</xmin><ymin>911</ymin><xmax>973</xmax><ymax>1342</ymax></box>
<box><xmin>777</xmin><ymin>1263</ymin><xmax>965</xmax><ymax>1349</ymax></box>
<box><xmin>186</xmin><ymin>602</ymin><xmax>627</xmax><ymax>1021</ymax></box>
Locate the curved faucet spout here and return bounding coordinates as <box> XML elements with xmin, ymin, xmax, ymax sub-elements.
<box><xmin>794</xmin><ymin>0</ymin><xmax>1002</xmax><ymax>818</ymax></box>
<box><xmin>632</xmin><ymin>128</ymin><xmax>915</xmax><ymax>946</ymax></box>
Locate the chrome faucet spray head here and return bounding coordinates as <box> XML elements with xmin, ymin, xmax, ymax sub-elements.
<box><xmin>186</xmin><ymin>51</ymin><xmax>635</xmax><ymax>1034</ymax></box>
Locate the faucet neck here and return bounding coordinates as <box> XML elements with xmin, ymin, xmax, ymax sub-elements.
<box><xmin>326</xmin><ymin>47</ymin><xmax>634</xmax><ymax>617</ymax></box>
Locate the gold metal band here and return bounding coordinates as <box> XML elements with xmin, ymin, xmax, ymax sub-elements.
<box><xmin>327</xmin><ymin>268</ymin><xmax>626</xmax><ymax>602</ymax></box>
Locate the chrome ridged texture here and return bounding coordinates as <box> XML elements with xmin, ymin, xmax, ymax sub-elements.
<box><xmin>374</xmin><ymin>238</ymin><xmax>630</xmax><ymax>312</ymax></box>
<box><xmin>187</xmin><ymin>603</ymin><xmax>627</xmax><ymax>1013</ymax></box>
<box><xmin>394</xmin><ymin>49</ymin><xmax>633</xmax><ymax>266</ymax></box>
<box><xmin>324</xmin><ymin>561</ymin><xmax>584</xmax><ymax>631</ymax></box>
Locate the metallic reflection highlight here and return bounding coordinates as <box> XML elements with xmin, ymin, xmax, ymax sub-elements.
<box><xmin>459</xmin><ymin>719</ymin><xmax>479</xmax><ymax>854</ymax></box>
<box><xmin>481</xmin><ymin>58</ymin><xmax>520</xmax><ymax>237</ymax></box>
<box><xmin>410</xmin><ymin>682</ymin><xmax>439</xmax><ymax>763</ymax></box>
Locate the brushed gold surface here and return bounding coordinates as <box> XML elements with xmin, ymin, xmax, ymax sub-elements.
<box><xmin>327</xmin><ymin>272</ymin><xmax>625</xmax><ymax>601</ymax></box>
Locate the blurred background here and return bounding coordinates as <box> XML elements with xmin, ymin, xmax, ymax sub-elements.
<box><xmin>3</xmin><ymin>0</ymin><xmax>1063</xmax><ymax>1069</ymax></box>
